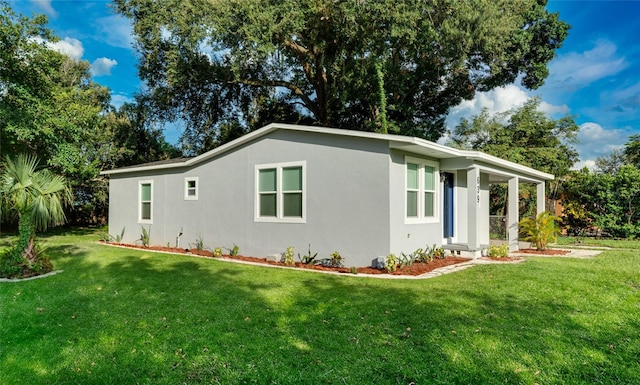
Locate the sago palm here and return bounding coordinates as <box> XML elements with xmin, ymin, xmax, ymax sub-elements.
<box><xmin>519</xmin><ymin>211</ymin><xmax>561</xmax><ymax>251</ymax></box>
<box><xmin>0</xmin><ymin>154</ymin><xmax>72</xmax><ymax>276</ymax></box>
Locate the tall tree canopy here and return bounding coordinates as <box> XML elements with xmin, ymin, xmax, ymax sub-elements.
<box><xmin>449</xmin><ymin>98</ymin><xmax>579</xmax><ymax>218</ymax></box>
<box><xmin>449</xmin><ymin>98</ymin><xmax>579</xmax><ymax>177</ymax></box>
<box><xmin>114</xmin><ymin>0</ymin><xmax>569</xmax><ymax>154</ymax></box>
<box><xmin>1</xmin><ymin>2</ymin><xmax>178</xmax><ymax>224</ymax></box>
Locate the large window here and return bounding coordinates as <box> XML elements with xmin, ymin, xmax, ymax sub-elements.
<box><xmin>185</xmin><ymin>177</ymin><xmax>198</xmax><ymax>200</ymax></box>
<box><xmin>405</xmin><ymin>158</ymin><xmax>438</xmax><ymax>222</ymax></box>
<box><xmin>139</xmin><ymin>181</ymin><xmax>153</xmax><ymax>223</ymax></box>
<box><xmin>256</xmin><ymin>162</ymin><xmax>305</xmax><ymax>222</ymax></box>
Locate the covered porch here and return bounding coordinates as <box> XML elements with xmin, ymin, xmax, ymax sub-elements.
<box><xmin>440</xmin><ymin>161</ymin><xmax>552</xmax><ymax>258</ymax></box>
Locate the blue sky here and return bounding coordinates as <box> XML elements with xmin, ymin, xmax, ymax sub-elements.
<box><xmin>12</xmin><ymin>0</ymin><xmax>640</xmax><ymax>168</ymax></box>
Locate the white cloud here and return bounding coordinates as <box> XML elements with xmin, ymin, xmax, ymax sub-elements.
<box><xmin>572</xmin><ymin>122</ymin><xmax>630</xmax><ymax>168</ymax></box>
<box><xmin>90</xmin><ymin>57</ymin><xmax>118</xmax><ymax>76</ymax></box>
<box><xmin>445</xmin><ymin>84</ymin><xmax>568</xmax><ymax>131</ymax></box>
<box><xmin>95</xmin><ymin>15</ymin><xmax>135</xmax><ymax>50</ymax></box>
<box><xmin>546</xmin><ymin>40</ymin><xmax>627</xmax><ymax>91</ymax></box>
<box><xmin>30</xmin><ymin>0</ymin><xmax>57</xmax><ymax>17</ymax></box>
<box><xmin>110</xmin><ymin>93</ymin><xmax>134</xmax><ymax>108</ymax></box>
<box><xmin>47</xmin><ymin>37</ymin><xmax>84</xmax><ymax>60</ymax></box>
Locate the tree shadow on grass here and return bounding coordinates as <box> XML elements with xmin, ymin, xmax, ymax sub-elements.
<box><xmin>2</xmin><ymin>248</ymin><xmax>639</xmax><ymax>384</ymax></box>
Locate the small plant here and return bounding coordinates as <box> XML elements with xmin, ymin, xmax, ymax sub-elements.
<box><xmin>113</xmin><ymin>227</ymin><xmax>125</xmax><ymax>243</ymax></box>
<box><xmin>283</xmin><ymin>246</ymin><xmax>295</xmax><ymax>266</ymax></box>
<box><xmin>329</xmin><ymin>251</ymin><xmax>343</xmax><ymax>267</ymax></box>
<box><xmin>101</xmin><ymin>227</ymin><xmax>125</xmax><ymax>243</ymax></box>
<box><xmin>190</xmin><ymin>234</ymin><xmax>206</xmax><ymax>252</ymax></box>
<box><xmin>430</xmin><ymin>244</ymin><xmax>445</xmax><ymax>259</ymax></box>
<box><xmin>224</xmin><ymin>244</ymin><xmax>239</xmax><ymax>257</ymax></box>
<box><xmin>399</xmin><ymin>252</ymin><xmax>416</xmax><ymax>268</ymax></box>
<box><xmin>519</xmin><ymin>211</ymin><xmax>561</xmax><ymax>250</ymax></box>
<box><xmin>298</xmin><ymin>244</ymin><xmax>318</xmax><ymax>264</ymax></box>
<box><xmin>412</xmin><ymin>248</ymin><xmax>430</xmax><ymax>263</ymax></box>
<box><xmin>213</xmin><ymin>247</ymin><xmax>223</xmax><ymax>257</ymax></box>
<box><xmin>137</xmin><ymin>226</ymin><xmax>151</xmax><ymax>247</ymax></box>
<box><xmin>384</xmin><ymin>253</ymin><xmax>399</xmax><ymax>273</ymax></box>
<box><xmin>488</xmin><ymin>244</ymin><xmax>509</xmax><ymax>258</ymax></box>
<box><xmin>349</xmin><ymin>266</ymin><xmax>358</xmax><ymax>274</ymax></box>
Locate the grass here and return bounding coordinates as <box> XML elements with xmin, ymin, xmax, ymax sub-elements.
<box><xmin>556</xmin><ymin>235</ymin><xmax>640</xmax><ymax>249</ymax></box>
<box><xmin>1</xmin><ymin>228</ymin><xmax>640</xmax><ymax>384</ymax></box>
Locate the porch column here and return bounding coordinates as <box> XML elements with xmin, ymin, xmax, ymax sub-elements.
<box><xmin>466</xmin><ymin>167</ymin><xmax>482</xmax><ymax>251</ymax></box>
<box><xmin>536</xmin><ymin>182</ymin><xmax>546</xmax><ymax>215</ymax></box>
<box><xmin>507</xmin><ymin>176</ymin><xmax>519</xmax><ymax>251</ymax></box>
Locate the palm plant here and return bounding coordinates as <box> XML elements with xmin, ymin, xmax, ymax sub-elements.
<box><xmin>0</xmin><ymin>155</ymin><xmax>72</xmax><ymax>276</ymax></box>
<box><xmin>519</xmin><ymin>211</ymin><xmax>561</xmax><ymax>251</ymax></box>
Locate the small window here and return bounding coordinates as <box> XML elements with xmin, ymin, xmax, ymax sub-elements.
<box><xmin>405</xmin><ymin>158</ymin><xmax>438</xmax><ymax>222</ymax></box>
<box><xmin>256</xmin><ymin>162</ymin><xmax>305</xmax><ymax>222</ymax></box>
<box><xmin>139</xmin><ymin>181</ymin><xmax>153</xmax><ymax>223</ymax></box>
<box><xmin>185</xmin><ymin>177</ymin><xmax>198</xmax><ymax>200</ymax></box>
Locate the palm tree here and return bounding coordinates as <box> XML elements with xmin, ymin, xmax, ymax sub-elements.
<box><xmin>0</xmin><ymin>154</ymin><xmax>72</xmax><ymax>276</ymax></box>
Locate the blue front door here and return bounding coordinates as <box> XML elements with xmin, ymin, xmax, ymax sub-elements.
<box><xmin>443</xmin><ymin>172</ymin><xmax>454</xmax><ymax>239</ymax></box>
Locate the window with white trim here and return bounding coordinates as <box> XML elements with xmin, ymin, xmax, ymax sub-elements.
<box><xmin>185</xmin><ymin>177</ymin><xmax>198</xmax><ymax>200</ymax></box>
<box><xmin>256</xmin><ymin>162</ymin><xmax>305</xmax><ymax>222</ymax></box>
<box><xmin>139</xmin><ymin>181</ymin><xmax>153</xmax><ymax>223</ymax></box>
<box><xmin>405</xmin><ymin>158</ymin><xmax>438</xmax><ymax>222</ymax></box>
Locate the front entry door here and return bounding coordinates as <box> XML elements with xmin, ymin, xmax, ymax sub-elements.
<box><xmin>442</xmin><ymin>172</ymin><xmax>454</xmax><ymax>239</ymax></box>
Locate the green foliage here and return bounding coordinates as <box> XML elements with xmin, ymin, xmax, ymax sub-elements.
<box><xmin>114</xmin><ymin>0</ymin><xmax>568</xmax><ymax>153</ymax></box>
<box><xmin>0</xmin><ymin>2</ymin><xmax>178</xmax><ymax>225</ymax></box>
<box><xmin>329</xmin><ymin>251</ymin><xmax>343</xmax><ymax>268</ymax></box>
<box><xmin>450</xmin><ymin>98</ymin><xmax>579</xmax><ymax>217</ymax></box>
<box><xmin>519</xmin><ymin>211</ymin><xmax>560</xmax><ymax>250</ymax></box>
<box><xmin>561</xmin><ymin>163</ymin><xmax>640</xmax><ymax>238</ymax></box>
<box><xmin>283</xmin><ymin>246</ymin><xmax>295</xmax><ymax>266</ymax></box>
<box><xmin>225</xmin><ymin>244</ymin><xmax>239</xmax><ymax>257</ymax></box>
<box><xmin>137</xmin><ymin>226</ymin><xmax>151</xmax><ymax>247</ymax></box>
<box><xmin>110</xmin><ymin>227</ymin><xmax>126</xmax><ymax>243</ymax></box>
<box><xmin>384</xmin><ymin>253</ymin><xmax>398</xmax><ymax>273</ymax></box>
<box><xmin>399</xmin><ymin>252</ymin><xmax>416</xmax><ymax>268</ymax></box>
<box><xmin>0</xmin><ymin>154</ymin><xmax>71</xmax><ymax>277</ymax></box>
<box><xmin>488</xmin><ymin>244</ymin><xmax>510</xmax><ymax>258</ymax></box>
<box><xmin>297</xmin><ymin>244</ymin><xmax>318</xmax><ymax>265</ymax></box>
<box><xmin>213</xmin><ymin>247</ymin><xmax>223</xmax><ymax>258</ymax></box>
<box><xmin>189</xmin><ymin>234</ymin><xmax>206</xmax><ymax>252</ymax></box>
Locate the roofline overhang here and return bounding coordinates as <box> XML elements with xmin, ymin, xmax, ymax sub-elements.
<box><xmin>101</xmin><ymin>123</ymin><xmax>554</xmax><ymax>181</ymax></box>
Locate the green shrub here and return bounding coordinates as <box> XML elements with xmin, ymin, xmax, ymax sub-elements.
<box><xmin>298</xmin><ymin>244</ymin><xmax>318</xmax><ymax>264</ymax></box>
<box><xmin>519</xmin><ymin>211</ymin><xmax>560</xmax><ymax>250</ymax></box>
<box><xmin>190</xmin><ymin>234</ymin><xmax>206</xmax><ymax>251</ymax></box>
<box><xmin>225</xmin><ymin>244</ymin><xmax>239</xmax><ymax>257</ymax></box>
<box><xmin>384</xmin><ymin>254</ymin><xmax>398</xmax><ymax>273</ymax></box>
<box><xmin>487</xmin><ymin>244</ymin><xmax>509</xmax><ymax>258</ymax></box>
<box><xmin>213</xmin><ymin>247</ymin><xmax>223</xmax><ymax>257</ymax></box>
<box><xmin>137</xmin><ymin>226</ymin><xmax>151</xmax><ymax>247</ymax></box>
<box><xmin>329</xmin><ymin>251</ymin><xmax>343</xmax><ymax>267</ymax></box>
<box><xmin>283</xmin><ymin>246</ymin><xmax>295</xmax><ymax>266</ymax></box>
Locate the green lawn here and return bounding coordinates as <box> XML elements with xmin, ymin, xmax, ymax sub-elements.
<box><xmin>556</xmin><ymin>236</ymin><xmax>640</xmax><ymax>250</ymax></box>
<box><xmin>1</xmin><ymin>229</ymin><xmax>640</xmax><ymax>384</ymax></box>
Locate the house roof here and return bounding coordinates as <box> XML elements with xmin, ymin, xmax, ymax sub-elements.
<box><xmin>101</xmin><ymin>123</ymin><xmax>554</xmax><ymax>181</ymax></box>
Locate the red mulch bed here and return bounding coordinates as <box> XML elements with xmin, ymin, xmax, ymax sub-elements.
<box><xmin>105</xmin><ymin>242</ymin><xmax>471</xmax><ymax>276</ymax></box>
<box><xmin>515</xmin><ymin>248</ymin><xmax>571</xmax><ymax>255</ymax></box>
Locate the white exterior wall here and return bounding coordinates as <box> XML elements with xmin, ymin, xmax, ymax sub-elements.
<box><xmin>108</xmin><ymin>130</ymin><xmax>391</xmax><ymax>267</ymax></box>
<box><xmin>388</xmin><ymin>150</ymin><xmax>443</xmax><ymax>255</ymax></box>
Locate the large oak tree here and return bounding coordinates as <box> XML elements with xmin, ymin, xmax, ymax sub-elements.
<box><xmin>114</xmin><ymin>0</ymin><xmax>569</xmax><ymax>154</ymax></box>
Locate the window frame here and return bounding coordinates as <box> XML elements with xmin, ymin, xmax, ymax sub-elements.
<box><xmin>405</xmin><ymin>157</ymin><xmax>439</xmax><ymax>224</ymax></box>
<box><xmin>184</xmin><ymin>177</ymin><xmax>199</xmax><ymax>201</ymax></box>
<box><xmin>255</xmin><ymin>161</ymin><xmax>306</xmax><ymax>223</ymax></box>
<box><xmin>138</xmin><ymin>180</ymin><xmax>153</xmax><ymax>224</ymax></box>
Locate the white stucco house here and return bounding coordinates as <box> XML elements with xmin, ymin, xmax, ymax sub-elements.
<box><xmin>101</xmin><ymin>123</ymin><xmax>553</xmax><ymax>267</ymax></box>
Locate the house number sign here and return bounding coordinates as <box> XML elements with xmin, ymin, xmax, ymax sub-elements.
<box><xmin>476</xmin><ymin>176</ymin><xmax>480</xmax><ymax>206</ymax></box>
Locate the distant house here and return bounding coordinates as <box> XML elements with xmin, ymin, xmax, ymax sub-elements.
<box><xmin>102</xmin><ymin>123</ymin><xmax>553</xmax><ymax>267</ymax></box>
